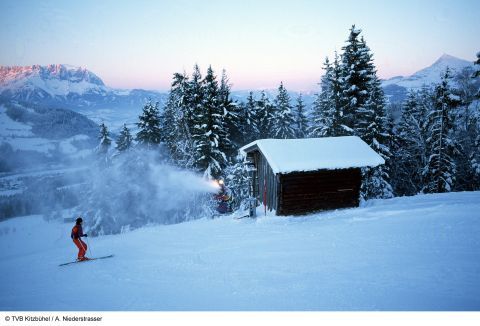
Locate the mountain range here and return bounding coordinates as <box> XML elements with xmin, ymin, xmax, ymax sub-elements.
<box><xmin>0</xmin><ymin>64</ymin><xmax>167</xmax><ymax>112</ymax></box>
<box><xmin>381</xmin><ymin>54</ymin><xmax>474</xmax><ymax>103</ymax></box>
<box><xmin>0</xmin><ymin>54</ymin><xmax>476</xmax><ymax>173</ymax></box>
<box><xmin>0</xmin><ymin>54</ymin><xmax>475</xmax><ymax>113</ymax></box>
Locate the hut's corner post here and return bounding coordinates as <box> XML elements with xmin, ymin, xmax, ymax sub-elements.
<box><xmin>276</xmin><ymin>173</ymin><xmax>282</xmax><ymax>216</ymax></box>
<box><xmin>246</xmin><ymin>155</ymin><xmax>257</xmax><ymax>218</ymax></box>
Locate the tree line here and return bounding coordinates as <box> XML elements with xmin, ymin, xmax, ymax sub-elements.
<box><xmin>97</xmin><ymin>26</ymin><xmax>480</xmax><ymax>210</ymax></box>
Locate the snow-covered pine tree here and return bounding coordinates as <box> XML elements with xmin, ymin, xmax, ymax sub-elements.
<box><xmin>310</xmin><ymin>56</ymin><xmax>344</xmax><ymax>137</ymax></box>
<box><xmin>256</xmin><ymin>90</ymin><xmax>276</xmax><ymax>139</ymax></box>
<box><xmin>455</xmin><ymin>67</ymin><xmax>479</xmax><ymax>128</ymax></box>
<box><xmin>309</xmin><ymin>57</ymin><xmax>334</xmax><ymax>137</ymax></box>
<box><xmin>474</xmin><ymin>51</ymin><xmax>480</xmax><ymax>79</ymax></box>
<box><xmin>455</xmin><ymin>114</ymin><xmax>480</xmax><ymax>191</ymax></box>
<box><xmin>393</xmin><ymin>91</ymin><xmax>428</xmax><ymax>195</ymax></box>
<box><xmin>339</xmin><ymin>26</ymin><xmax>374</xmax><ymax>136</ymax></box>
<box><xmin>330</xmin><ymin>52</ymin><xmax>349</xmax><ymax>136</ymax></box>
<box><xmin>192</xmin><ymin>66</ymin><xmax>228</xmax><ymax>179</ymax></box>
<box><xmin>354</xmin><ymin>36</ymin><xmax>379</xmax><ymax>139</ymax></box>
<box><xmin>451</xmin><ymin>65</ymin><xmax>480</xmax><ymax>191</ymax></box>
<box><xmin>294</xmin><ymin>94</ymin><xmax>308</xmax><ymax>138</ymax></box>
<box><xmin>189</xmin><ymin>64</ymin><xmax>204</xmax><ymax>119</ymax></box>
<box><xmin>423</xmin><ymin>68</ymin><xmax>461</xmax><ymax>193</ymax></box>
<box><xmin>470</xmin><ymin>53</ymin><xmax>480</xmax><ymax>187</ymax></box>
<box><xmin>337</xmin><ymin>27</ymin><xmax>393</xmax><ymax>199</ymax></box>
<box><xmin>360</xmin><ymin>75</ymin><xmax>393</xmax><ymax>199</ymax></box>
<box><xmin>241</xmin><ymin>92</ymin><xmax>259</xmax><ymax>144</ymax></box>
<box><xmin>187</xmin><ymin>64</ymin><xmax>205</xmax><ymax>165</ymax></box>
<box><xmin>471</xmin><ymin>129</ymin><xmax>480</xmax><ymax>189</ymax></box>
<box><xmin>219</xmin><ymin>69</ymin><xmax>241</xmax><ymax>159</ymax></box>
<box><xmin>115</xmin><ymin>123</ymin><xmax>133</xmax><ymax>152</ymax></box>
<box><xmin>161</xmin><ymin>72</ymin><xmax>197</xmax><ymax>168</ymax></box>
<box><xmin>98</xmin><ymin>122</ymin><xmax>112</xmax><ymax>155</ymax></box>
<box><xmin>161</xmin><ymin>88</ymin><xmax>180</xmax><ymax>158</ymax></box>
<box><xmin>272</xmin><ymin>82</ymin><xmax>295</xmax><ymax>139</ymax></box>
<box><xmin>224</xmin><ymin>153</ymin><xmax>250</xmax><ymax>211</ymax></box>
<box><xmin>136</xmin><ymin>101</ymin><xmax>162</xmax><ymax>148</ymax></box>
<box><xmin>96</xmin><ymin>122</ymin><xmax>112</xmax><ymax>167</ymax></box>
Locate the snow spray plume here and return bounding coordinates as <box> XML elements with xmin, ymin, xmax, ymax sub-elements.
<box><xmin>73</xmin><ymin>148</ymin><xmax>220</xmax><ymax>235</ymax></box>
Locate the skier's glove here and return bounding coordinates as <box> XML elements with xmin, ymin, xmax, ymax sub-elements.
<box><xmin>83</xmin><ymin>234</ymin><xmax>88</xmax><ymax>237</ymax></box>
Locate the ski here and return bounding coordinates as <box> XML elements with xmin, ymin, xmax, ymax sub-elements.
<box><xmin>59</xmin><ymin>254</ymin><xmax>114</xmax><ymax>266</ymax></box>
<box><xmin>234</xmin><ymin>215</ymin><xmax>250</xmax><ymax>219</ymax></box>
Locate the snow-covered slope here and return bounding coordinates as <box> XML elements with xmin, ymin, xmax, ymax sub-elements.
<box><xmin>1</xmin><ymin>191</ymin><xmax>479</xmax><ymax>310</ymax></box>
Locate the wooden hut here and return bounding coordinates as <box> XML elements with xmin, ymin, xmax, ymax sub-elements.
<box><xmin>240</xmin><ymin>136</ymin><xmax>385</xmax><ymax>216</ymax></box>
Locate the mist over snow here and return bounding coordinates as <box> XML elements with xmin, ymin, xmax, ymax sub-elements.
<box><xmin>50</xmin><ymin>148</ymin><xmax>220</xmax><ymax>235</ymax></box>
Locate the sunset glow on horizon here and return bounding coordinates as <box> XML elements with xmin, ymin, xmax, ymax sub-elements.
<box><xmin>1</xmin><ymin>0</ymin><xmax>479</xmax><ymax>92</ymax></box>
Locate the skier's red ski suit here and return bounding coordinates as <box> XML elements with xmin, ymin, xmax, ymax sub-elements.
<box><xmin>71</xmin><ymin>224</ymin><xmax>87</xmax><ymax>259</ymax></box>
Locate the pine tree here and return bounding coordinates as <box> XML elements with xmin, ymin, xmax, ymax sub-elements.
<box><xmin>474</xmin><ymin>51</ymin><xmax>480</xmax><ymax>79</ymax></box>
<box><xmin>294</xmin><ymin>94</ymin><xmax>308</xmax><ymax>138</ymax></box>
<box><xmin>471</xmin><ymin>129</ymin><xmax>480</xmax><ymax>188</ymax></box>
<box><xmin>451</xmin><ymin>65</ymin><xmax>480</xmax><ymax>191</ymax></box>
<box><xmin>423</xmin><ymin>68</ymin><xmax>461</xmax><ymax>193</ymax></box>
<box><xmin>241</xmin><ymin>92</ymin><xmax>259</xmax><ymax>144</ymax></box>
<box><xmin>330</xmin><ymin>53</ymin><xmax>346</xmax><ymax>136</ymax></box>
<box><xmin>161</xmin><ymin>88</ymin><xmax>180</xmax><ymax>159</ymax></box>
<box><xmin>393</xmin><ymin>91</ymin><xmax>428</xmax><ymax>195</ymax></box>
<box><xmin>98</xmin><ymin>122</ymin><xmax>111</xmax><ymax>155</ymax></box>
<box><xmin>470</xmin><ymin>52</ymin><xmax>480</xmax><ymax>186</ymax></box>
<box><xmin>192</xmin><ymin>66</ymin><xmax>228</xmax><ymax>179</ymax></box>
<box><xmin>310</xmin><ymin>52</ymin><xmax>352</xmax><ymax>138</ymax></box>
<box><xmin>224</xmin><ymin>153</ymin><xmax>250</xmax><ymax>210</ymax></box>
<box><xmin>455</xmin><ymin>114</ymin><xmax>480</xmax><ymax>191</ymax></box>
<box><xmin>189</xmin><ymin>64</ymin><xmax>204</xmax><ymax>119</ymax></box>
<box><xmin>360</xmin><ymin>75</ymin><xmax>394</xmax><ymax>199</ymax></box>
<box><xmin>310</xmin><ymin>57</ymin><xmax>332</xmax><ymax>138</ymax></box>
<box><xmin>272</xmin><ymin>82</ymin><xmax>295</xmax><ymax>139</ymax></box>
<box><xmin>136</xmin><ymin>101</ymin><xmax>162</xmax><ymax>148</ymax></box>
<box><xmin>336</xmin><ymin>26</ymin><xmax>393</xmax><ymax>199</ymax></box>
<box><xmin>219</xmin><ymin>69</ymin><xmax>241</xmax><ymax>158</ymax></box>
<box><xmin>161</xmin><ymin>72</ymin><xmax>197</xmax><ymax>168</ymax></box>
<box><xmin>339</xmin><ymin>26</ymin><xmax>375</xmax><ymax>135</ymax></box>
<box><xmin>115</xmin><ymin>124</ymin><xmax>133</xmax><ymax>152</ymax></box>
<box><xmin>256</xmin><ymin>90</ymin><xmax>276</xmax><ymax>139</ymax></box>
<box><xmin>96</xmin><ymin>122</ymin><xmax>112</xmax><ymax>167</ymax></box>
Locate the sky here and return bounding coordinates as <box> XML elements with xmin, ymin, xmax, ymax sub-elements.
<box><xmin>0</xmin><ymin>0</ymin><xmax>479</xmax><ymax>92</ymax></box>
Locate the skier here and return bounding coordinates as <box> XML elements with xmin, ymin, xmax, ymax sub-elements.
<box><xmin>71</xmin><ymin>217</ymin><xmax>89</xmax><ymax>261</ymax></box>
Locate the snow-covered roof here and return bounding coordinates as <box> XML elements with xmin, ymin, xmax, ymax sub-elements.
<box><xmin>240</xmin><ymin>136</ymin><xmax>384</xmax><ymax>174</ymax></box>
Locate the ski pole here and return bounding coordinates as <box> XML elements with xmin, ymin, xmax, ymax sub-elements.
<box><xmin>85</xmin><ymin>236</ymin><xmax>93</xmax><ymax>258</ymax></box>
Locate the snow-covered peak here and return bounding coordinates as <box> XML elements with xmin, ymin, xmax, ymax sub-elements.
<box><xmin>382</xmin><ymin>54</ymin><xmax>473</xmax><ymax>89</ymax></box>
<box><xmin>425</xmin><ymin>53</ymin><xmax>472</xmax><ymax>75</ymax></box>
<box><xmin>0</xmin><ymin>64</ymin><xmax>105</xmax><ymax>86</ymax></box>
<box><xmin>436</xmin><ymin>53</ymin><xmax>458</xmax><ymax>62</ymax></box>
<box><xmin>0</xmin><ymin>64</ymin><xmax>106</xmax><ymax>97</ymax></box>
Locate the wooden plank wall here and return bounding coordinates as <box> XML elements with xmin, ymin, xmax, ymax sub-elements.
<box><xmin>249</xmin><ymin>151</ymin><xmax>278</xmax><ymax>212</ymax></box>
<box><xmin>278</xmin><ymin>168</ymin><xmax>361</xmax><ymax>215</ymax></box>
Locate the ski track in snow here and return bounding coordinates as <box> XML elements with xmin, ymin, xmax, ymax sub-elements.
<box><xmin>0</xmin><ymin>191</ymin><xmax>479</xmax><ymax>310</ymax></box>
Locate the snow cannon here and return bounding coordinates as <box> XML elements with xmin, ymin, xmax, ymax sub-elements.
<box><xmin>213</xmin><ymin>179</ymin><xmax>232</xmax><ymax>214</ymax></box>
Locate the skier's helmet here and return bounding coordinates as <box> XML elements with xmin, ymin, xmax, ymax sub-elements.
<box><xmin>76</xmin><ymin>217</ymin><xmax>83</xmax><ymax>224</ymax></box>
